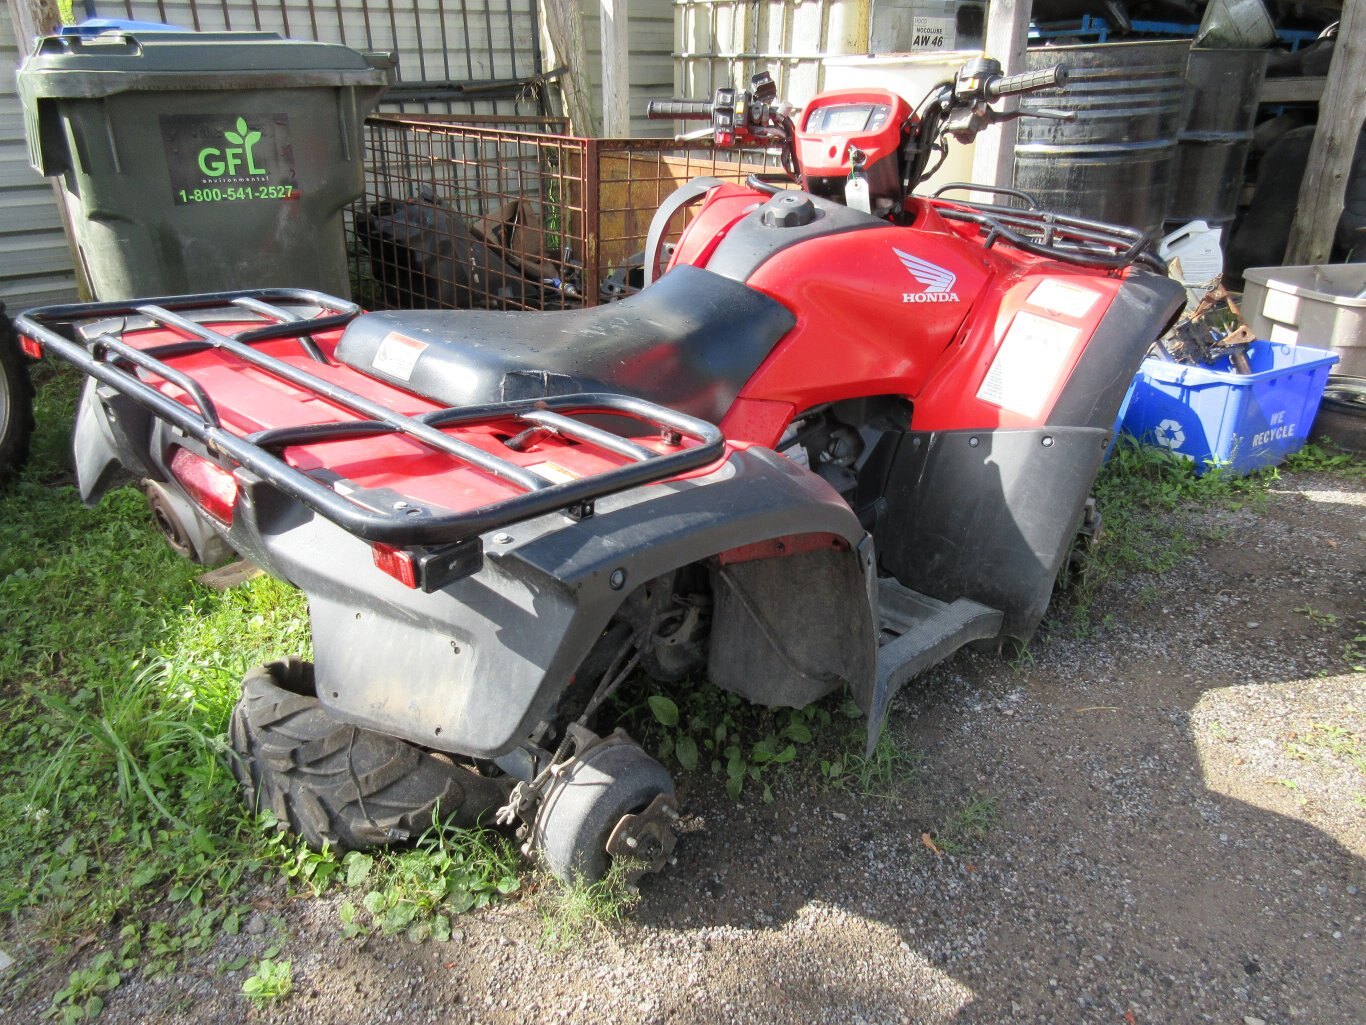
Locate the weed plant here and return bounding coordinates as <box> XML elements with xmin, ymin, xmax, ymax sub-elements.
<box><xmin>538</xmin><ymin>861</ymin><xmax>642</xmax><ymax>951</ymax></box>
<box><xmin>617</xmin><ymin>684</ymin><xmax>831</xmax><ymax>803</ymax></box>
<box><xmin>336</xmin><ymin>814</ymin><xmax>520</xmax><ymax>942</ymax></box>
<box><xmin>1057</xmin><ymin>437</ymin><xmax>1361</xmax><ymax>627</ymax></box>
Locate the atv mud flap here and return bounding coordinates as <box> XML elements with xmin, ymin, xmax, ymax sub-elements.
<box><xmin>225</xmin><ymin>446</ymin><xmax>876</xmax><ymax>761</ymax></box>
<box><xmin>73</xmin><ymin>378</ymin><xmax>161</xmax><ymax>503</ymax></box>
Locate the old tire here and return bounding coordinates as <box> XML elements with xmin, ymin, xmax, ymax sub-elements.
<box><xmin>229</xmin><ymin>657</ymin><xmax>510</xmax><ymax>849</ymax></box>
<box><xmin>144</xmin><ymin>480</ymin><xmax>236</xmax><ymax>565</ymax></box>
<box><xmin>1311</xmin><ymin>375</ymin><xmax>1366</xmax><ymax>454</ymax></box>
<box><xmin>0</xmin><ymin>314</ymin><xmax>34</xmax><ymax>486</ymax></box>
<box><xmin>531</xmin><ymin>740</ymin><xmax>674</xmax><ymax>884</ymax></box>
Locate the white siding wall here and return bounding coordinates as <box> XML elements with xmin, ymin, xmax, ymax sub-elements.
<box><xmin>578</xmin><ymin>0</ymin><xmax>675</xmax><ymax>137</ymax></box>
<box><xmin>674</xmin><ymin>0</ymin><xmax>870</xmax><ymax>105</ymax></box>
<box><xmin>1</xmin><ymin>13</ymin><xmax>79</xmax><ymax>310</ymax></box>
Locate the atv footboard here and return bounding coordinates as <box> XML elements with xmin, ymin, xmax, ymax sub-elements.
<box><xmin>19</xmin><ymin>291</ymin><xmax>876</xmax><ymax>761</ymax></box>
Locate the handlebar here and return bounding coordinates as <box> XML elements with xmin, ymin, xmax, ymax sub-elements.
<box><xmin>647</xmin><ymin>98</ymin><xmax>714</xmax><ymax>120</ymax></box>
<box><xmin>986</xmin><ymin>64</ymin><xmax>1068</xmax><ymax>100</ymax></box>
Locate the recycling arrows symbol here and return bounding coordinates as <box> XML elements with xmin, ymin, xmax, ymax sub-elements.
<box><xmin>1153</xmin><ymin>418</ymin><xmax>1186</xmax><ymax>450</ymax></box>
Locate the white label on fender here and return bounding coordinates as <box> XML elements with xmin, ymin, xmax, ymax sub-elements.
<box><xmin>977</xmin><ymin>312</ymin><xmax>1080</xmax><ymax>418</ymax></box>
<box><xmin>372</xmin><ymin>332</ymin><xmax>427</xmax><ymax>381</ymax></box>
<box><xmin>1027</xmin><ymin>279</ymin><xmax>1101</xmax><ymax>319</ymax></box>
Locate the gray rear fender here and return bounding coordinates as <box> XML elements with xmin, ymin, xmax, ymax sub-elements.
<box><xmin>231</xmin><ymin>446</ymin><xmax>876</xmax><ymax>761</ymax></box>
<box><xmin>72</xmin><ymin>378</ymin><xmax>163</xmax><ymax>504</ymax></box>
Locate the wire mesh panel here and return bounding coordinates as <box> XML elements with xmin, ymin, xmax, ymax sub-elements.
<box><xmin>351</xmin><ymin>115</ymin><xmax>588</xmax><ymax>312</ymax></box>
<box><xmin>349</xmin><ymin>116</ymin><xmax>783</xmax><ymax>312</ymax></box>
<box><xmin>590</xmin><ymin>139</ymin><xmax>779</xmax><ymax>296</ymax></box>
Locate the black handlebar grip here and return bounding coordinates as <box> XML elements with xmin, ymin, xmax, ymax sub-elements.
<box><xmin>987</xmin><ymin>64</ymin><xmax>1069</xmax><ymax>100</ymax></box>
<box><xmin>647</xmin><ymin>99</ymin><xmax>714</xmax><ymax>120</ymax></box>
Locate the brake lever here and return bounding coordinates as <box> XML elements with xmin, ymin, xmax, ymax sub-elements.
<box><xmin>674</xmin><ymin>126</ymin><xmax>715</xmax><ymax>143</ymax></box>
<box><xmin>990</xmin><ymin>106</ymin><xmax>1077</xmax><ymax>125</ymax></box>
<box><xmin>943</xmin><ymin>101</ymin><xmax>1077</xmax><ymax>144</ymax></box>
<box><xmin>1020</xmin><ymin>107</ymin><xmax>1077</xmax><ymax>122</ymax></box>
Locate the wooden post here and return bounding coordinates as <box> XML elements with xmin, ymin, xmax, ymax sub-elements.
<box><xmin>1285</xmin><ymin>0</ymin><xmax>1365</xmax><ymax>265</ymax></box>
<box><xmin>6</xmin><ymin>0</ymin><xmax>60</xmax><ymax>48</ymax></box>
<box><xmin>971</xmin><ymin>0</ymin><xmax>1033</xmax><ymax>190</ymax></box>
<box><xmin>598</xmin><ymin>0</ymin><xmax>629</xmax><ymax>137</ymax></box>
<box><xmin>540</xmin><ymin>0</ymin><xmax>597</xmax><ymax>136</ymax></box>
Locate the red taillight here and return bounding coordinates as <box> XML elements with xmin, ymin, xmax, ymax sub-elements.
<box><xmin>371</xmin><ymin>544</ymin><xmax>418</xmax><ymax>588</ymax></box>
<box><xmin>168</xmin><ymin>447</ymin><xmax>237</xmax><ymax>524</ymax></box>
<box><xmin>18</xmin><ymin>334</ymin><xmax>42</xmax><ymax>359</ymax></box>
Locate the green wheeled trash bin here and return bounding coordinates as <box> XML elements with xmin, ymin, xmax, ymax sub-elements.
<box><xmin>18</xmin><ymin>30</ymin><xmax>390</xmax><ymax>299</ymax></box>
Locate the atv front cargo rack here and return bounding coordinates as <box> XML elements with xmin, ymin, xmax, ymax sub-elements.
<box><xmin>927</xmin><ymin>185</ymin><xmax>1163</xmax><ymax>272</ymax></box>
<box><xmin>17</xmin><ymin>289</ymin><xmax>726</xmax><ymax>546</ymax></box>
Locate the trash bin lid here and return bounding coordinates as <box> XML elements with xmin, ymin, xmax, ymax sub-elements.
<box><xmin>19</xmin><ymin>30</ymin><xmax>392</xmax><ymax>98</ymax></box>
<box><xmin>58</xmin><ymin>18</ymin><xmax>190</xmax><ymax>35</ymax></box>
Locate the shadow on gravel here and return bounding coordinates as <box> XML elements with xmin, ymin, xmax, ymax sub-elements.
<box><xmin>632</xmin><ymin>481</ymin><xmax>1365</xmax><ymax>1025</ymax></box>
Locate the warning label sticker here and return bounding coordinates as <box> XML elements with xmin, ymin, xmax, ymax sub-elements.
<box><xmin>977</xmin><ymin>312</ymin><xmax>1081</xmax><ymax>418</ymax></box>
<box><xmin>529</xmin><ymin>461</ymin><xmax>581</xmax><ymax>485</ymax></box>
<box><xmin>1027</xmin><ymin>279</ymin><xmax>1101</xmax><ymax>319</ymax></box>
<box><xmin>372</xmin><ymin>332</ymin><xmax>427</xmax><ymax>381</ymax></box>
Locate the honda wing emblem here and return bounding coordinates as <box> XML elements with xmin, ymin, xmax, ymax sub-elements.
<box><xmin>894</xmin><ymin>248</ymin><xmax>960</xmax><ymax>303</ymax></box>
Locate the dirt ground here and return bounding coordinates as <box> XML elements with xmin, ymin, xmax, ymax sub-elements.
<box><xmin>4</xmin><ymin>470</ymin><xmax>1363</xmax><ymax>1024</ymax></box>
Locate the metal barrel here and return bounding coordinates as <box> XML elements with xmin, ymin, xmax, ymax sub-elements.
<box><xmin>1164</xmin><ymin>48</ymin><xmax>1270</xmax><ymax>232</ymax></box>
<box><xmin>1012</xmin><ymin>41</ymin><xmax>1192</xmax><ymax>237</ymax></box>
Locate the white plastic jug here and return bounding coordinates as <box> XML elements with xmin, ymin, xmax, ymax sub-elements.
<box><xmin>1159</xmin><ymin>221</ymin><xmax>1225</xmax><ymax>285</ymax></box>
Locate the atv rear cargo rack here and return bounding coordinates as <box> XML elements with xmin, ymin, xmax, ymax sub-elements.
<box><xmin>927</xmin><ymin>184</ymin><xmax>1164</xmax><ymax>272</ymax></box>
<box><xmin>17</xmin><ymin>289</ymin><xmax>726</xmax><ymax>548</ymax></box>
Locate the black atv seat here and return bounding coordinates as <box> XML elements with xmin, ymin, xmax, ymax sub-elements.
<box><xmin>334</xmin><ymin>265</ymin><xmax>795</xmax><ymax>424</ymax></box>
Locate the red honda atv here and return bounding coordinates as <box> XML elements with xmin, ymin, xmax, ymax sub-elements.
<box><xmin>18</xmin><ymin>57</ymin><xmax>1184</xmax><ymax>883</ymax></box>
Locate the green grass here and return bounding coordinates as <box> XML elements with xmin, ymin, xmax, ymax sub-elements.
<box><xmin>537</xmin><ymin>861</ymin><xmax>642</xmax><ymax>950</ymax></box>
<box><xmin>0</xmin><ymin>366</ymin><xmax>519</xmax><ymax>1007</ymax></box>
<box><xmin>1056</xmin><ymin>437</ymin><xmax>1362</xmax><ymax>628</ymax></box>
<box><xmin>933</xmin><ymin>793</ymin><xmax>999</xmax><ymax>855</ymax></box>
<box><xmin>819</xmin><ymin>719</ymin><xmax>924</xmax><ymax>802</ymax></box>
<box><xmin>0</xmin><ymin>367</ymin><xmax>270</xmax><ymax>934</ymax></box>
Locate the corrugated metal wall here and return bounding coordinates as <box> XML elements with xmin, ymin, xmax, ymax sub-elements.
<box><xmin>103</xmin><ymin>0</ymin><xmax>544</xmax><ymax>116</ymax></box>
<box><xmin>0</xmin><ymin>14</ymin><xmax>81</xmax><ymax>311</ymax></box>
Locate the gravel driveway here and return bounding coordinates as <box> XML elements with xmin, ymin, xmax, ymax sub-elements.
<box><xmin>4</xmin><ymin>470</ymin><xmax>1363</xmax><ymax>1025</ymax></box>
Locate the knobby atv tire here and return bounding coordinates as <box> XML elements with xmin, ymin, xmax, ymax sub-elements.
<box><xmin>0</xmin><ymin>313</ymin><xmax>34</xmax><ymax>486</ymax></box>
<box><xmin>230</xmin><ymin>657</ymin><xmax>510</xmax><ymax>850</ymax></box>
